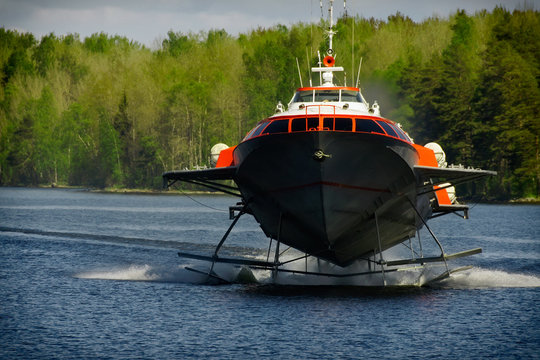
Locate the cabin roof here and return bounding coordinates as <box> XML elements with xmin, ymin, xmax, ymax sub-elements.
<box><xmin>296</xmin><ymin>86</ymin><xmax>360</xmax><ymax>92</ymax></box>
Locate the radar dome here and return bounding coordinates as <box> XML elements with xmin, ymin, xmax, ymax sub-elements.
<box><xmin>210</xmin><ymin>143</ymin><xmax>229</xmax><ymax>166</ymax></box>
<box><xmin>424</xmin><ymin>142</ymin><xmax>447</xmax><ymax>168</ymax></box>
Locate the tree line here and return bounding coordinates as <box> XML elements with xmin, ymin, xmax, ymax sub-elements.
<box><xmin>0</xmin><ymin>7</ymin><xmax>538</xmax><ymax>200</ymax></box>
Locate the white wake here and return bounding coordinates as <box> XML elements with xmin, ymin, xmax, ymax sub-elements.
<box><xmin>74</xmin><ymin>262</ymin><xmax>540</xmax><ymax>289</ymax></box>
<box><xmin>432</xmin><ymin>267</ymin><xmax>540</xmax><ymax>289</ymax></box>
<box><xmin>74</xmin><ymin>263</ymin><xmax>251</xmax><ymax>284</ymax></box>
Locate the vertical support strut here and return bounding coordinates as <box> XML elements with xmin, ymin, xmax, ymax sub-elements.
<box><xmin>407</xmin><ymin>198</ymin><xmax>449</xmax><ymax>275</ymax></box>
<box><xmin>272</xmin><ymin>213</ymin><xmax>283</xmax><ymax>281</ymax></box>
<box><xmin>266</xmin><ymin>238</ymin><xmax>273</xmax><ymax>263</ymax></box>
<box><xmin>207</xmin><ymin>207</ymin><xmax>245</xmax><ymax>279</ymax></box>
<box><xmin>417</xmin><ymin>230</ymin><xmax>424</xmax><ymax>259</ymax></box>
<box><xmin>213</xmin><ymin>209</ymin><xmax>244</xmax><ymax>258</ymax></box>
<box><xmin>374</xmin><ymin>212</ymin><xmax>387</xmax><ymax>286</ymax></box>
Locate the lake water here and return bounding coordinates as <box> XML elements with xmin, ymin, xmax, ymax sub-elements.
<box><xmin>1</xmin><ymin>187</ymin><xmax>539</xmax><ymax>359</ymax></box>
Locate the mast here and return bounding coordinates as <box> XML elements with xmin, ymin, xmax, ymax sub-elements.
<box><xmin>327</xmin><ymin>0</ymin><xmax>335</xmax><ymax>55</ymax></box>
<box><xmin>312</xmin><ymin>0</ymin><xmax>343</xmax><ymax>86</ymax></box>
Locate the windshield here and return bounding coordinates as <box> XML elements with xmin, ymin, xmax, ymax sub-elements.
<box><xmin>292</xmin><ymin>90</ymin><xmax>313</xmax><ymax>103</ymax></box>
<box><xmin>314</xmin><ymin>90</ymin><xmax>340</xmax><ymax>102</ymax></box>
<box><xmin>293</xmin><ymin>89</ymin><xmax>362</xmax><ymax>103</ymax></box>
<box><xmin>341</xmin><ymin>90</ymin><xmax>362</xmax><ymax>102</ymax></box>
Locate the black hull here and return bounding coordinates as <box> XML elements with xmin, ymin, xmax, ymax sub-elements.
<box><xmin>234</xmin><ymin>132</ymin><xmax>421</xmax><ymax>266</ymax></box>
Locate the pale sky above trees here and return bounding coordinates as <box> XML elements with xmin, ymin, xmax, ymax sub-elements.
<box><xmin>0</xmin><ymin>0</ymin><xmax>535</xmax><ymax>47</ymax></box>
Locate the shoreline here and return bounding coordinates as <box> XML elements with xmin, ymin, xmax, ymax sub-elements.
<box><xmin>3</xmin><ymin>184</ymin><xmax>230</xmax><ymax>196</ymax></box>
<box><xmin>1</xmin><ymin>185</ymin><xmax>538</xmax><ymax>203</ymax></box>
<box><xmin>92</xmin><ymin>188</ymin><xmax>225</xmax><ymax>196</ymax></box>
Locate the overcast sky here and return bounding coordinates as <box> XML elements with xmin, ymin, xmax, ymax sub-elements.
<box><xmin>1</xmin><ymin>0</ymin><xmax>536</xmax><ymax>47</ymax></box>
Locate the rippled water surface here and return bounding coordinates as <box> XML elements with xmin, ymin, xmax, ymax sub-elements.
<box><xmin>1</xmin><ymin>188</ymin><xmax>539</xmax><ymax>359</ymax></box>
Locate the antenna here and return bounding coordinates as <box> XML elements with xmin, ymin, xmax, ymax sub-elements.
<box><xmin>306</xmin><ymin>48</ymin><xmax>313</xmax><ymax>86</ymax></box>
<box><xmin>351</xmin><ymin>12</ymin><xmax>354</xmax><ymax>88</ymax></box>
<box><xmin>327</xmin><ymin>0</ymin><xmax>335</xmax><ymax>55</ymax></box>
<box><xmin>310</xmin><ymin>0</ymin><xmax>344</xmax><ymax>87</ymax></box>
<box><xmin>355</xmin><ymin>57</ymin><xmax>363</xmax><ymax>88</ymax></box>
<box><xmin>296</xmin><ymin>57</ymin><xmax>303</xmax><ymax>87</ymax></box>
<box><xmin>310</xmin><ymin>0</ymin><xmax>313</xmax><ymax>86</ymax></box>
<box><xmin>317</xmin><ymin>50</ymin><xmax>322</xmax><ymax>85</ymax></box>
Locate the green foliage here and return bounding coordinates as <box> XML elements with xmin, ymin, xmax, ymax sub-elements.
<box><xmin>161</xmin><ymin>31</ymin><xmax>196</xmax><ymax>57</ymax></box>
<box><xmin>33</xmin><ymin>33</ymin><xmax>57</xmax><ymax>76</ymax></box>
<box><xmin>83</xmin><ymin>32</ymin><xmax>139</xmax><ymax>54</ymax></box>
<box><xmin>471</xmin><ymin>8</ymin><xmax>540</xmax><ymax>198</ymax></box>
<box><xmin>0</xmin><ymin>8</ymin><xmax>539</xmax><ymax>199</ymax></box>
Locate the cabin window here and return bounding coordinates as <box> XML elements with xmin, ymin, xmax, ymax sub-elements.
<box><xmin>244</xmin><ymin>124</ymin><xmax>263</xmax><ymax>140</ymax></box>
<box><xmin>392</xmin><ymin>125</ymin><xmax>411</xmax><ymax>142</ymax></box>
<box><xmin>251</xmin><ymin>122</ymin><xmax>269</xmax><ymax>138</ymax></box>
<box><xmin>293</xmin><ymin>91</ymin><xmax>313</xmax><ymax>103</ymax></box>
<box><xmin>262</xmin><ymin>119</ymin><xmax>289</xmax><ymax>135</ymax></box>
<box><xmin>291</xmin><ymin>118</ymin><xmax>306</xmax><ymax>132</ymax></box>
<box><xmin>377</xmin><ymin>121</ymin><xmax>399</xmax><ymax>138</ymax></box>
<box><xmin>335</xmin><ymin>118</ymin><xmax>353</xmax><ymax>131</ymax></box>
<box><xmin>243</xmin><ymin>127</ymin><xmax>256</xmax><ymax>140</ymax></box>
<box><xmin>355</xmin><ymin>118</ymin><xmax>385</xmax><ymax>134</ymax></box>
<box><xmin>341</xmin><ymin>90</ymin><xmax>362</xmax><ymax>102</ymax></box>
<box><xmin>323</xmin><ymin>117</ymin><xmax>334</xmax><ymax>130</ymax></box>
<box><xmin>315</xmin><ymin>90</ymin><xmax>340</xmax><ymax>102</ymax></box>
<box><xmin>307</xmin><ymin>117</ymin><xmax>319</xmax><ymax>130</ymax></box>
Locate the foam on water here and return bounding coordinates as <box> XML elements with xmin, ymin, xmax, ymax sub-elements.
<box><xmin>74</xmin><ymin>261</ymin><xmax>540</xmax><ymax>289</ymax></box>
<box><xmin>256</xmin><ymin>260</ymin><xmax>540</xmax><ymax>288</ymax></box>
<box><xmin>75</xmin><ymin>265</ymin><xmax>161</xmax><ymax>281</ymax></box>
<box><xmin>74</xmin><ymin>262</ymin><xmax>250</xmax><ymax>284</ymax></box>
<box><xmin>75</xmin><ymin>264</ymin><xmax>201</xmax><ymax>283</ymax></box>
<box><xmin>432</xmin><ymin>267</ymin><xmax>540</xmax><ymax>289</ymax></box>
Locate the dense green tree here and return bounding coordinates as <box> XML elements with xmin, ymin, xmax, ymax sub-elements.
<box><xmin>473</xmin><ymin>8</ymin><xmax>540</xmax><ymax>198</ymax></box>
<box><xmin>434</xmin><ymin>10</ymin><xmax>479</xmax><ymax>164</ymax></box>
<box><xmin>398</xmin><ymin>53</ymin><xmax>444</xmax><ymax>144</ymax></box>
<box><xmin>1</xmin><ymin>29</ymin><xmax>36</xmax><ymax>85</ymax></box>
<box><xmin>161</xmin><ymin>31</ymin><xmax>195</xmax><ymax>57</ymax></box>
<box><xmin>0</xmin><ymin>8</ymin><xmax>538</xmax><ymax>200</ymax></box>
<box><xmin>242</xmin><ymin>25</ymin><xmax>301</xmax><ymax>124</ymax></box>
<box><xmin>33</xmin><ymin>33</ymin><xmax>57</xmax><ymax>77</ymax></box>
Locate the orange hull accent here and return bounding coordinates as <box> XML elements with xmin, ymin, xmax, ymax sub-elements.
<box><xmin>413</xmin><ymin>144</ymin><xmax>451</xmax><ymax>205</ymax></box>
<box><xmin>413</xmin><ymin>144</ymin><xmax>438</xmax><ymax>167</ymax></box>
<box><xmin>434</xmin><ymin>185</ymin><xmax>452</xmax><ymax>206</ymax></box>
<box><xmin>216</xmin><ymin>146</ymin><xmax>236</xmax><ymax>168</ymax></box>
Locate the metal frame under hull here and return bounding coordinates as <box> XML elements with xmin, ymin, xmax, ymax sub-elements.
<box><xmin>178</xmin><ymin>249</ymin><xmax>480</xmax><ymax>287</ymax></box>
<box><xmin>175</xmin><ymin>192</ymin><xmax>481</xmax><ymax>286</ymax></box>
<box><xmin>176</xmin><ymin>196</ymin><xmax>481</xmax><ymax>286</ymax></box>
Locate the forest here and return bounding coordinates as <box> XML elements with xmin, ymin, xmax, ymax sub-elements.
<box><xmin>0</xmin><ymin>7</ymin><xmax>539</xmax><ymax>200</ymax></box>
